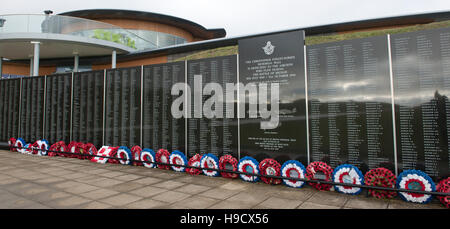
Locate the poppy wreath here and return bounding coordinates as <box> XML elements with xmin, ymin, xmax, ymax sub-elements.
<box><xmin>67</xmin><ymin>141</ymin><xmax>79</xmax><ymax>158</ymax></box>
<box><xmin>14</xmin><ymin>138</ymin><xmax>26</xmax><ymax>154</ymax></box>
<box><xmin>75</xmin><ymin>142</ymin><xmax>85</xmax><ymax>159</ymax></box>
<box><xmin>364</xmin><ymin>167</ymin><xmax>397</xmax><ymax>199</ymax></box>
<box><xmin>281</xmin><ymin>160</ymin><xmax>307</xmax><ymax>188</ymax></box>
<box><xmin>219</xmin><ymin>154</ymin><xmax>239</xmax><ymax>179</ymax></box>
<box><xmin>436</xmin><ymin>177</ymin><xmax>450</xmax><ymax>209</ymax></box>
<box><xmin>131</xmin><ymin>146</ymin><xmax>142</xmax><ymax>166</ymax></box>
<box><xmin>170</xmin><ymin>150</ymin><xmax>188</xmax><ymax>172</ymax></box>
<box><xmin>83</xmin><ymin>143</ymin><xmax>97</xmax><ymax>160</ymax></box>
<box><xmin>8</xmin><ymin>138</ymin><xmax>16</xmax><ymax>152</ymax></box>
<box><xmin>396</xmin><ymin>170</ymin><xmax>435</xmax><ymax>204</ymax></box>
<box><xmin>238</xmin><ymin>156</ymin><xmax>260</xmax><ymax>182</ymax></box>
<box><xmin>200</xmin><ymin>153</ymin><xmax>220</xmax><ymax>177</ymax></box>
<box><xmin>140</xmin><ymin>148</ymin><xmax>157</xmax><ymax>168</ymax></box>
<box><xmin>36</xmin><ymin>139</ymin><xmax>49</xmax><ymax>156</ymax></box>
<box><xmin>117</xmin><ymin>146</ymin><xmax>133</xmax><ymax>165</ymax></box>
<box><xmin>332</xmin><ymin>164</ymin><xmax>364</xmax><ymax>195</ymax></box>
<box><xmin>107</xmin><ymin>147</ymin><xmax>120</xmax><ymax>164</ymax></box>
<box><xmin>156</xmin><ymin>149</ymin><xmax>171</xmax><ymax>170</ymax></box>
<box><xmin>48</xmin><ymin>142</ymin><xmax>60</xmax><ymax>157</ymax></box>
<box><xmin>259</xmin><ymin>158</ymin><xmax>282</xmax><ymax>185</ymax></box>
<box><xmin>306</xmin><ymin>161</ymin><xmax>334</xmax><ymax>191</ymax></box>
<box><xmin>186</xmin><ymin>154</ymin><xmax>202</xmax><ymax>175</ymax></box>
<box><xmin>53</xmin><ymin>141</ymin><xmax>67</xmax><ymax>157</ymax></box>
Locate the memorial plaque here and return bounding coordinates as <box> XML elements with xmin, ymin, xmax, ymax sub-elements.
<box><xmin>72</xmin><ymin>71</ymin><xmax>104</xmax><ymax>147</ymax></box>
<box><xmin>238</xmin><ymin>30</ymin><xmax>307</xmax><ymax>164</ymax></box>
<box><xmin>0</xmin><ymin>78</ymin><xmax>20</xmax><ymax>141</ymax></box>
<box><xmin>142</xmin><ymin>62</ymin><xmax>185</xmax><ymax>153</ymax></box>
<box><xmin>105</xmin><ymin>67</ymin><xmax>141</xmax><ymax>147</ymax></box>
<box><xmin>392</xmin><ymin>27</ymin><xmax>450</xmax><ymax>178</ymax></box>
<box><xmin>306</xmin><ymin>35</ymin><xmax>395</xmax><ymax>173</ymax></box>
<box><xmin>44</xmin><ymin>73</ymin><xmax>72</xmax><ymax>144</ymax></box>
<box><xmin>187</xmin><ymin>55</ymin><xmax>238</xmax><ymax>158</ymax></box>
<box><xmin>19</xmin><ymin>76</ymin><xmax>45</xmax><ymax>143</ymax></box>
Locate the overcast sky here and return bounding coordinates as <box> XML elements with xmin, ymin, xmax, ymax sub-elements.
<box><xmin>2</xmin><ymin>0</ymin><xmax>450</xmax><ymax>37</ymax></box>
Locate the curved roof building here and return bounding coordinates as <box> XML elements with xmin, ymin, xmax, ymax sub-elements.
<box><xmin>0</xmin><ymin>9</ymin><xmax>226</xmax><ymax>76</ymax></box>
<box><xmin>1</xmin><ymin>9</ymin><xmax>450</xmax><ymax>77</ymax></box>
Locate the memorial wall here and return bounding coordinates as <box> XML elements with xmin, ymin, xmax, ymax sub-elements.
<box><xmin>187</xmin><ymin>55</ymin><xmax>238</xmax><ymax>158</ymax></box>
<box><xmin>44</xmin><ymin>73</ymin><xmax>72</xmax><ymax>144</ymax></box>
<box><xmin>104</xmin><ymin>67</ymin><xmax>141</xmax><ymax>147</ymax></box>
<box><xmin>391</xmin><ymin>27</ymin><xmax>450</xmax><ymax>178</ymax></box>
<box><xmin>19</xmin><ymin>76</ymin><xmax>45</xmax><ymax>143</ymax></box>
<box><xmin>306</xmin><ymin>35</ymin><xmax>395</xmax><ymax>174</ymax></box>
<box><xmin>2</xmin><ymin>27</ymin><xmax>450</xmax><ymax>179</ymax></box>
<box><xmin>0</xmin><ymin>78</ymin><xmax>20</xmax><ymax>142</ymax></box>
<box><xmin>142</xmin><ymin>62</ymin><xmax>185</xmax><ymax>152</ymax></box>
<box><xmin>72</xmin><ymin>70</ymin><xmax>104</xmax><ymax>147</ymax></box>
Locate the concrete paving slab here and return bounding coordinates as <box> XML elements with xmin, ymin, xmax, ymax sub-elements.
<box><xmin>170</xmin><ymin>196</ymin><xmax>219</xmax><ymax>209</ymax></box>
<box><xmin>306</xmin><ymin>190</ymin><xmax>349</xmax><ymax>208</ymax></box>
<box><xmin>124</xmin><ymin>198</ymin><xmax>168</xmax><ymax>209</ymax></box>
<box><xmin>199</xmin><ymin>188</ymin><xmax>241</xmax><ymax>200</ymax></box>
<box><xmin>129</xmin><ymin>186</ymin><xmax>168</xmax><ymax>198</ymax></box>
<box><xmin>151</xmin><ymin>191</ymin><xmax>191</xmax><ymax>203</ymax></box>
<box><xmin>153</xmin><ymin>180</ymin><xmax>187</xmax><ymax>190</ymax></box>
<box><xmin>98</xmin><ymin>193</ymin><xmax>143</xmax><ymax>207</ymax></box>
<box><xmin>110</xmin><ymin>181</ymin><xmax>144</xmax><ymax>192</ymax></box>
<box><xmin>0</xmin><ymin>150</ymin><xmax>446</xmax><ymax>209</ymax></box>
<box><xmin>254</xmin><ymin>196</ymin><xmax>303</xmax><ymax>209</ymax></box>
<box><xmin>174</xmin><ymin>184</ymin><xmax>212</xmax><ymax>194</ymax></box>
<box><xmin>79</xmin><ymin>188</ymin><xmax>120</xmax><ymax>200</ymax></box>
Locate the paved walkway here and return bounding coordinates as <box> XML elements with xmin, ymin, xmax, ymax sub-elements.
<box><xmin>0</xmin><ymin>150</ymin><xmax>445</xmax><ymax>209</ymax></box>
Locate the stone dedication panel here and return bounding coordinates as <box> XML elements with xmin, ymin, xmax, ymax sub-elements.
<box><xmin>238</xmin><ymin>30</ymin><xmax>308</xmax><ymax>163</ymax></box>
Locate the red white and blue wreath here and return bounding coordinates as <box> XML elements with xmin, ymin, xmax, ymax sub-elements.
<box><xmin>170</xmin><ymin>150</ymin><xmax>188</xmax><ymax>172</ymax></box>
<box><xmin>259</xmin><ymin>158</ymin><xmax>282</xmax><ymax>185</ymax></box>
<box><xmin>364</xmin><ymin>167</ymin><xmax>397</xmax><ymax>199</ymax></box>
<box><xmin>117</xmin><ymin>146</ymin><xmax>133</xmax><ymax>165</ymax></box>
<box><xmin>238</xmin><ymin>156</ymin><xmax>260</xmax><ymax>182</ymax></box>
<box><xmin>91</xmin><ymin>146</ymin><xmax>118</xmax><ymax>164</ymax></box>
<box><xmin>23</xmin><ymin>143</ymin><xmax>33</xmax><ymax>154</ymax></box>
<box><xmin>306</xmin><ymin>161</ymin><xmax>334</xmax><ymax>191</ymax></box>
<box><xmin>36</xmin><ymin>139</ymin><xmax>49</xmax><ymax>156</ymax></box>
<box><xmin>140</xmin><ymin>148</ymin><xmax>157</xmax><ymax>168</ymax></box>
<box><xmin>396</xmin><ymin>170</ymin><xmax>435</xmax><ymax>204</ymax></box>
<box><xmin>156</xmin><ymin>149</ymin><xmax>171</xmax><ymax>170</ymax></box>
<box><xmin>131</xmin><ymin>146</ymin><xmax>142</xmax><ymax>166</ymax></box>
<box><xmin>332</xmin><ymin>164</ymin><xmax>364</xmax><ymax>195</ymax></box>
<box><xmin>219</xmin><ymin>155</ymin><xmax>239</xmax><ymax>179</ymax></box>
<box><xmin>200</xmin><ymin>153</ymin><xmax>220</xmax><ymax>177</ymax></box>
<box><xmin>437</xmin><ymin>177</ymin><xmax>450</xmax><ymax>209</ymax></box>
<box><xmin>14</xmin><ymin>138</ymin><xmax>26</xmax><ymax>154</ymax></box>
<box><xmin>186</xmin><ymin>154</ymin><xmax>202</xmax><ymax>175</ymax></box>
<box><xmin>281</xmin><ymin>160</ymin><xmax>307</xmax><ymax>188</ymax></box>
